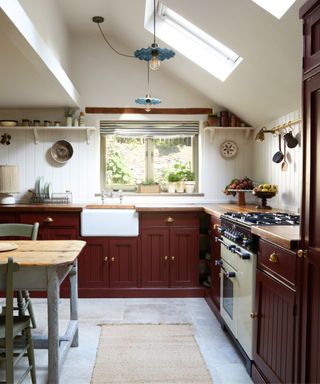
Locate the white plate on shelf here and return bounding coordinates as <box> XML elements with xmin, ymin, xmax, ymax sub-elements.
<box><xmin>43</xmin><ymin>182</ymin><xmax>49</xmax><ymax>198</ymax></box>
<box><xmin>38</xmin><ymin>177</ymin><xmax>45</xmax><ymax>194</ymax></box>
<box><xmin>35</xmin><ymin>177</ymin><xmax>40</xmax><ymax>194</ymax></box>
<box><xmin>47</xmin><ymin>182</ymin><xmax>53</xmax><ymax>198</ymax></box>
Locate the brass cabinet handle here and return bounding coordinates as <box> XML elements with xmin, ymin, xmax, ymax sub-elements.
<box><xmin>104</xmin><ymin>257</ymin><xmax>108</xmax><ymax>262</ymax></box>
<box><xmin>171</xmin><ymin>256</ymin><xmax>175</xmax><ymax>261</ymax></box>
<box><xmin>111</xmin><ymin>257</ymin><xmax>115</xmax><ymax>262</ymax></box>
<box><xmin>165</xmin><ymin>217</ymin><xmax>174</xmax><ymax>223</ymax></box>
<box><xmin>213</xmin><ymin>224</ymin><xmax>220</xmax><ymax>230</ymax></box>
<box><xmin>269</xmin><ymin>252</ymin><xmax>279</xmax><ymax>263</ymax></box>
<box><xmin>297</xmin><ymin>249</ymin><xmax>308</xmax><ymax>258</ymax></box>
<box><xmin>250</xmin><ymin>312</ymin><xmax>258</xmax><ymax>319</ymax></box>
<box><xmin>43</xmin><ymin>216</ymin><xmax>53</xmax><ymax>223</ymax></box>
<box><xmin>164</xmin><ymin>256</ymin><xmax>168</xmax><ymax>260</ymax></box>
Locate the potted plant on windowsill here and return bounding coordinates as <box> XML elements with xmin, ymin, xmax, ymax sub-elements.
<box><xmin>138</xmin><ymin>179</ymin><xmax>160</xmax><ymax>193</ymax></box>
<box><xmin>167</xmin><ymin>172</ymin><xmax>183</xmax><ymax>193</ymax></box>
<box><xmin>183</xmin><ymin>170</ymin><xmax>196</xmax><ymax>193</ymax></box>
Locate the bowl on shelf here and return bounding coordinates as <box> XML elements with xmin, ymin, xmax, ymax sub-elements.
<box><xmin>0</xmin><ymin>120</ymin><xmax>18</xmax><ymax>127</ymax></box>
<box><xmin>252</xmin><ymin>190</ymin><xmax>277</xmax><ymax>209</ymax></box>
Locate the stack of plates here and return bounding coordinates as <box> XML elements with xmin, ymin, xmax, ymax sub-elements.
<box><xmin>35</xmin><ymin>177</ymin><xmax>52</xmax><ymax>198</ymax></box>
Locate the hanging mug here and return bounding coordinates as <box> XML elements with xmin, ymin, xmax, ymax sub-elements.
<box><xmin>283</xmin><ymin>130</ymin><xmax>298</xmax><ymax>148</ymax></box>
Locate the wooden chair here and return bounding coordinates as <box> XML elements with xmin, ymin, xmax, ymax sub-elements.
<box><xmin>0</xmin><ymin>223</ymin><xmax>39</xmax><ymax>328</ymax></box>
<box><xmin>0</xmin><ymin>257</ymin><xmax>36</xmax><ymax>383</ymax></box>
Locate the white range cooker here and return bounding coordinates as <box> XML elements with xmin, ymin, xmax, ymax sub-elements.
<box><xmin>215</xmin><ymin>212</ymin><xmax>300</xmax><ymax>373</ymax></box>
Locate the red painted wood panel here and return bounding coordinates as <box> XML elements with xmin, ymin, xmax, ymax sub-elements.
<box><xmin>254</xmin><ymin>270</ymin><xmax>295</xmax><ymax>384</ymax></box>
<box><xmin>302</xmin><ymin>2</ymin><xmax>320</xmax><ymax>74</ymax></box>
<box><xmin>109</xmin><ymin>238</ymin><xmax>138</xmax><ymax>288</ymax></box>
<box><xmin>170</xmin><ymin>227</ymin><xmax>199</xmax><ymax>287</ymax></box>
<box><xmin>140</xmin><ymin>228</ymin><xmax>170</xmax><ymax>287</ymax></box>
<box><xmin>78</xmin><ymin>238</ymin><xmax>108</xmax><ymax>289</ymax></box>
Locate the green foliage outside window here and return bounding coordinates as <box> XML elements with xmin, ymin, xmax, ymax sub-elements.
<box><xmin>105</xmin><ymin>148</ymin><xmax>133</xmax><ymax>184</ymax></box>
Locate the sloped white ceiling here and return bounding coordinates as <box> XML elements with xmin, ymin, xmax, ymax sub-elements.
<box><xmin>1</xmin><ymin>0</ymin><xmax>305</xmax><ymax>127</ymax></box>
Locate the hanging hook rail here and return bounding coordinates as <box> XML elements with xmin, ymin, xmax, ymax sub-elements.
<box><xmin>270</xmin><ymin>118</ymin><xmax>301</xmax><ymax>134</ymax></box>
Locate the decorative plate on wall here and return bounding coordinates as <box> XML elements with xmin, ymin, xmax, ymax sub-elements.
<box><xmin>220</xmin><ymin>140</ymin><xmax>238</xmax><ymax>158</ymax></box>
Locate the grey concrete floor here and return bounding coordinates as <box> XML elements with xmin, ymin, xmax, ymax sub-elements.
<box><xmin>4</xmin><ymin>298</ymin><xmax>252</xmax><ymax>384</ymax></box>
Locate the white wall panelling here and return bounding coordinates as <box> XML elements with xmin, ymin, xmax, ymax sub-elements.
<box><xmin>252</xmin><ymin>110</ymin><xmax>302</xmax><ymax>212</ymax></box>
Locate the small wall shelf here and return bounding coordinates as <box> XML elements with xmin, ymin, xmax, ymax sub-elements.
<box><xmin>204</xmin><ymin>126</ymin><xmax>255</xmax><ymax>142</ymax></box>
<box><xmin>0</xmin><ymin>126</ymin><xmax>96</xmax><ymax>144</ymax></box>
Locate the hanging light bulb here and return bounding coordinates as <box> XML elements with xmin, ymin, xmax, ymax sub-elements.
<box><xmin>150</xmin><ymin>45</ymin><xmax>160</xmax><ymax>70</ymax></box>
<box><xmin>134</xmin><ymin>0</ymin><xmax>175</xmax><ymax>68</ymax></box>
<box><xmin>144</xmin><ymin>97</ymin><xmax>152</xmax><ymax>112</ymax></box>
<box><xmin>135</xmin><ymin>64</ymin><xmax>161</xmax><ymax>112</ymax></box>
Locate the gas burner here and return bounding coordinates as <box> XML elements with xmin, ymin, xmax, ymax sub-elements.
<box><xmin>222</xmin><ymin>211</ymin><xmax>300</xmax><ymax>226</ymax></box>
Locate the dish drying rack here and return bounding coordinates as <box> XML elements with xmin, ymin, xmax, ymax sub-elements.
<box><xmin>29</xmin><ymin>190</ymin><xmax>72</xmax><ymax>204</ymax></box>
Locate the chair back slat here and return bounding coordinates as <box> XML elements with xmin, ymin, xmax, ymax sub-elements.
<box><xmin>0</xmin><ymin>223</ymin><xmax>39</xmax><ymax>240</ymax></box>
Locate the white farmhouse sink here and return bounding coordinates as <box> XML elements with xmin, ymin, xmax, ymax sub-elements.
<box><xmin>81</xmin><ymin>209</ymin><xmax>139</xmax><ymax>237</ymax></box>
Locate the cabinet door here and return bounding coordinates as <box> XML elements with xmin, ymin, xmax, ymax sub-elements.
<box><xmin>253</xmin><ymin>270</ymin><xmax>295</xmax><ymax>384</ymax></box>
<box><xmin>210</xmin><ymin>216</ymin><xmax>221</xmax><ymax>305</ymax></box>
<box><xmin>301</xmin><ymin>71</ymin><xmax>320</xmax><ymax>383</ymax></box>
<box><xmin>302</xmin><ymin>2</ymin><xmax>320</xmax><ymax>74</ymax></box>
<box><xmin>109</xmin><ymin>238</ymin><xmax>138</xmax><ymax>288</ymax></box>
<box><xmin>170</xmin><ymin>227</ymin><xmax>199</xmax><ymax>287</ymax></box>
<box><xmin>140</xmin><ymin>228</ymin><xmax>170</xmax><ymax>287</ymax></box>
<box><xmin>78</xmin><ymin>238</ymin><xmax>109</xmax><ymax>289</ymax></box>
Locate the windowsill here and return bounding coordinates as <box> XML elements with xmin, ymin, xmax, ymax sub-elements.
<box><xmin>114</xmin><ymin>192</ymin><xmax>204</xmax><ymax>197</ymax></box>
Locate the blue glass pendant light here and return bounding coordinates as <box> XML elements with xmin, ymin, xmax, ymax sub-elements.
<box><xmin>134</xmin><ymin>0</ymin><xmax>175</xmax><ymax>70</ymax></box>
<box><xmin>135</xmin><ymin>63</ymin><xmax>161</xmax><ymax>112</ymax></box>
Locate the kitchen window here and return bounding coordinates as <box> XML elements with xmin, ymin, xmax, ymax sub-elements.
<box><xmin>100</xmin><ymin>120</ymin><xmax>199</xmax><ymax>192</ymax></box>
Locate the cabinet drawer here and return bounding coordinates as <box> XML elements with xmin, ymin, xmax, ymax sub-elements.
<box><xmin>19</xmin><ymin>212</ymin><xmax>80</xmax><ymax>227</ymax></box>
<box><xmin>258</xmin><ymin>240</ymin><xmax>297</xmax><ymax>287</ymax></box>
<box><xmin>140</xmin><ymin>212</ymin><xmax>199</xmax><ymax>227</ymax></box>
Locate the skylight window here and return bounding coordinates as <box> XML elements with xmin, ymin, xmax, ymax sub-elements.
<box><xmin>144</xmin><ymin>1</ymin><xmax>243</xmax><ymax>81</ymax></box>
<box><xmin>251</xmin><ymin>0</ymin><xmax>296</xmax><ymax>19</ymax></box>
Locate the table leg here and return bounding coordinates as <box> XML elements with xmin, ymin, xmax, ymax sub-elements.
<box><xmin>69</xmin><ymin>260</ymin><xmax>79</xmax><ymax>347</ymax></box>
<box><xmin>47</xmin><ymin>267</ymin><xmax>60</xmax><ymax>384</ymax></box>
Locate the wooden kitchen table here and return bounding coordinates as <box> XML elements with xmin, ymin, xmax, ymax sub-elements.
<box><xmin>0</xmin><ymin>240</ymin><xmax>86</xmax><ymax>384</ymax></box>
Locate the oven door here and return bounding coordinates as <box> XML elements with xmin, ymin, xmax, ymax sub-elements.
<box><xmin>220</xmin><ymin>258</ymin><xmax>238</xmax><ymax>338</ymax></box>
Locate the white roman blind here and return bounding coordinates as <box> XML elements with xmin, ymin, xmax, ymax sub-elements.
<box><xmin>100</xmin><ymin>120</ymin><xmax>199</xmax><ymax>137</ymax></box>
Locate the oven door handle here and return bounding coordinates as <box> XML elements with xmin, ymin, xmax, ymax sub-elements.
<box><xmin>215</xmin><ymin>236</ymin><xmax>236</xmax><ymax>251</ymax></box>
<box><xmin>222</xmin><ymin>268</ymin><xmax>236</xmax><ymax>278</ymax></box>
<box><xmin>232</xmin><ymin>247</ymin><xmax>251</xmax><ymax>260</ymax></box>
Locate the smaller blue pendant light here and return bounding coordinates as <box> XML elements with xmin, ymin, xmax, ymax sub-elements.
<box><xmin>135</xmin><ymin>62</ymin><xmax>161</xmax><ymax>112</ymax></box>
<box><xmin>135</xmin><ymin>0</ymin><xmax>175</xmax><ymax>70</ymax></box>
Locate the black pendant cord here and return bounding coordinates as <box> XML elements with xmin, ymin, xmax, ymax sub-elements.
<box><xmin>96</xmin><ymin>20</ymin><xmax>135</xmax><ymax>58</ymax></box>
<box><xmin>153</xmin><ymin>0</ymin><xmax>156</xmax><ymax>45</ymax></box>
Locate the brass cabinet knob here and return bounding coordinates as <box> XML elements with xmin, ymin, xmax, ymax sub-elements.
<box><xmin>250</xmin><ymin>312</ymin><xmax>258</xmax><ymax>319</ymax></box>
<box><xmin>104</xmin><ymin>257</ymin><xmax>108</xmax><ymax>262</ymax></box>
<box><xmin>111</xmin><ymin>257</ymin><xmax>115</xmax><ymax>262</ymax></box>
<box><xmin>171</xmin><ymin>256</ymin><xmax>175</xmax><ymax>261</ymax></box>
<box><xmin>165</xmin><ymin>217</ymin><xmax>174</xmax><ymax>223</ymax></box>
<box><xmin>164</xmin><ymin>256</ymin><xmax>168</xmax><ymax>260</ymax></box>
<box><xmin>297</xmin><ymin>249</ymin><xmax>308</xmax><ymax>258</ymax></box>
<box><xmin>269</xmin><ymin>252</ymin><xmax>279</xmax><ymax>263</ymax></box>
<box><xmin>213</xmin><ymin>224</ymin><xmax>220</xmax><ymax>230</ymax></box>
<box><xmin>43</xmin><ymin>216</ymin><xmax>53</xmax><ymax>223</ymax></box>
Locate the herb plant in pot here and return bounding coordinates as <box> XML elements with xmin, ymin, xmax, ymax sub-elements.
<box><xmin>183</xmin><ymin>170</ymin><xmax>196</xmax><ymax>193</ymax></box>
<box><xmin>167</xmin><ymin>172</ymin><xmax>182</xmax><ymax>193</ymax></box>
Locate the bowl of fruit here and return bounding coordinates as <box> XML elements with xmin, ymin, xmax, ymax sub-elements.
<box><xmin>253</xmin><ymin>184</ymin><xmax>277</xmax><ymax>209</ymax></box>
<box><xmin>224</xmin><ymin>177</ymin><xmax>255</xmax><ymax>205</ymax></box>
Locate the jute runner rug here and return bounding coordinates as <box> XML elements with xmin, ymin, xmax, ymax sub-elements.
<box><xmin>91</xmin><ymin>324</ymin><xmax>213</xmax><ymax>384</ymax></box>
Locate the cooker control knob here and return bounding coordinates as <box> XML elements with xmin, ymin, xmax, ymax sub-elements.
<box><xmin>214</xmin><ymin>260</ymin><xmax>223</xmax><ymax>266</ymax></box>
<box><xmin>234</xmin><ymin>233</ymin><xmax>243</xmax><ymax>241</ymax></box>
<box><xmin>226</xmin><ymin>271</ymin><xmax>236</xmax><ymax>278</ymax></box>
<box><xmin>218</xmin><ymin>227</ymin><xmax>226</xmax><ymax>234</ymax></box>
<box><xmin>243</xmin><ymin>238</ymin><xmax>252</xmax><ymax>247</ymax></box>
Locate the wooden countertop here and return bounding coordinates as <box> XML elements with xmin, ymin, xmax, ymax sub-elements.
<box><xmin>0</xmin><ymin>203</ymin><xmax>300</xmax><ymax>250</ymax></box>
<box><xmin>251</xmin><ymin>225</ymin><xmax>300</xmax><ymax>250</ymax></box>
<box><xmin>0</xmin><ymin>204</ymin><xmax>84</xmax><ymax>212</ymax></box>
<box><xmin>0</xmin><ymin>240</ymin><xmax>86</xmax><ymax>266</ymax></box>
